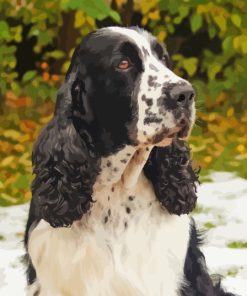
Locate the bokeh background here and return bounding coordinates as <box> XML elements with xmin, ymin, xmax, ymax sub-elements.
<box><xmin>0</xmin><ymin>1</ymin><xmax>246</xmax><ymax>206</ymax></box>
<box><xmin>0</xmin><ymin>1</ymin><xmax>247</xmax><ymax>293</ymax></box>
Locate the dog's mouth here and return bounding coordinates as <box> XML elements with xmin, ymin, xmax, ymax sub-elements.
<box><xmin>152</xmin><ymin>118</ymin><xmax>191</xmax><ymax>145</ymax></box>
<box><xmin>175</xmin><ymin>118</ymin><xmax>191</xmax><ymax>139</ymax></box>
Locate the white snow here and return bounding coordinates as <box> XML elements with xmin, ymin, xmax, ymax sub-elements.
<box><xmin>0</xmin><ymin>172</ymin><xmax>246</xmax><ymax>295</ymax></box>
<box><xmin>0</xmin><ymin>204</ymin><xmax>28</xmax><ymax>295</ymax></box>
<box><xmin>195</xmin><ymin>172</ymin><xmax>247</xmax><ymax>296</ymax></box>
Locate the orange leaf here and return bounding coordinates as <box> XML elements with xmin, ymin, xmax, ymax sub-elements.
<box><xmin>40</xmin><ymin>114</ymin><xmax>53</xmax><ymax>124</ymax></box>
<box><xmin>42</xmin><ymin>72</ymin><xmax>50</xmax><ymax>81</ymax></box>
<box><xmin>20</xmin><ymin>120</ymin><xmax>38</xmax><ymax>133</ymax></box>
<box><xmin>3</xmin><ymin>129</ymin><xmax>21</xmax><ymax>140</ymax></box>
<box><xmin>236</xmin><ymin>144</ymin><xmax>245</xmax><ymax>153</ymax></box>
<box><xmin>51</xmin><ymin>74</ymin><xmax>60</xmax><ymax>81</ymax></box>
<box><xmin>1</xmin><ymin>156</ymin><xmax>15</xmax><ymax>167</ymax></box>
<box><xmin>14</xmin><ymin>144</ymin><xmax>25</xmax><ymax>152</ymax></box>
<box><xmin>41</xmin><ymin>62</ymin><xmax>49</xmax><ymax>70</ymax></box>
<box><xmin>6</xmin><ymin>96</ymin><xmax>32</xmax><ymax>108</ymax></box>
<box><xmin>204</xmin><ymin>156</ymin><xmax>212</xmax><ymax>163</ymax></box>
<box><xmin>19</xmin><ymin>134</ymin><xmax>30</xmax><ymax>143</ymax></box>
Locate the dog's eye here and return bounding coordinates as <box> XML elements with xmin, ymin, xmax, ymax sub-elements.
<box><xmin>161</xmin><ymin>55</ymin><xmax>172</xmax><ymax>69</ymax></box>
<box><xmin>118</xmin><ymin>59</ymin><xmax>130</xmax><ymax>70</ymax></box>
<box><xmin>161</xmin><ymin>55</ymin><xmax>168</xmax><ymax>64</ymax></box>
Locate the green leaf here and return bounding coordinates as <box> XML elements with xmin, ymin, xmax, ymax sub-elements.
<box><xmin>241</xmin><ymin>39</ymin><xmax>247</xmax><ymax>54</ymax></box>
<box><xmin>168</xmin><ymin>0</ymin><xmax>179</xmax><ymax>14</ymax></box>
<box><xmin>178</xmin><ymin>6</ymin><xmax>189</xmax><ymax>18</ymax></box>
<box><xmin>208</xmin><ymin>26</ymin><xmax>217</xmax><ymax>39</ymax></box>
<box><xmin>0</xmin><ymin>80</ymin><xmax>7</xmax><ymax>93</ymax></box>
<box><xmin>0</xmin><ymin>21</ymin><xmax>10</xmax><ymax>39</ymax></box>
<box><xmin>223</xmin><ymin>36</ymin><xmax>233</xmax><ymax>51</ymax></box>
<box><xmin>10</xmin><ymin>81</ymin><xmax>21</xmax><ymax>96</ymax></box>
<box><xmin>182</xmin><ymin>58</ymin><xmax>198</xmax><ymax>76</ymax></box>
<box><xmin>61</xmin><ymin>0</ymin><xmax>121</xmax><ymax>23</ymax></box>
<box><xmin>190</xmin><ymin>14</ymin><xmax>203</xmax><ymax>33</ymax></box>
<box><xmin>214</xmin><ymin>15</ymin><xmax>227</xmax><ymax>32</ymax></box>
<box><xmin>22</xmin><ymin>70</ymin><xmax>37</xmax><ymax>82</ymax></box>
<box><xmin>38</xmin><ymin>31</ymin><xmax>53</xmax><ymax>45</ymax></box>
<box><xmin>208</xmin><ymin>63</ymin><xmax>221</xmax><ymax>80</ymax></box>
<box><xmin>109</xmin><ymin>10</ymin><xmax>121</xmax><ymax>23</ymax></box>
<box><xmin>173</xmin><ymin>16</ymin><xmax>183</xmax><ymax>25</ymax></box>
<box><xmin>231</xmin><ymin>14</ymin><xmax>241</xmax><ymax>28</ymax></box>
<box><xmin>45</xmin><ymin>50</ymin><xmax>65</xmax><ymax>59</ymax></box>
<box><xmin>74</xmin><ymin>10</ymin><xmax>85</xmax><ymax>28</ymax></box>
<box><xmin>15</xmin><ymin>175</ymin><xmax>29</xmax><ymax>189</ymax></box>
<box><xmin>159</xmin><ymin>0</ymin><xmax>167</xmax><ymax>11</ymax></box>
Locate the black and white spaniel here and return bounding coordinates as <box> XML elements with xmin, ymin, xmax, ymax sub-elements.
<box><xmin>24</xmin><ymin>27</ymin><xmax>235</xmax><ymax>296</ymax></box>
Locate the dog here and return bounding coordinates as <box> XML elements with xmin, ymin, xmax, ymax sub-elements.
<box><xmin>24</xmin><ymin>26</ymin><xmax>235</xmax><ymax>296</ymax></box>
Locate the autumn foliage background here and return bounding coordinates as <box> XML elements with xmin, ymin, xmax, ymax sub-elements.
<box><xmin>0</xmin><ymin>0</ymin><xmax>246</xmax><ymax>206</ymax></box>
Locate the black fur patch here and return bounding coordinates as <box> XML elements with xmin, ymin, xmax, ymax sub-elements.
<box><xmin>146</xmin><ymin>99</ymin><xmax>153</xmax><ymax>106</ymax></box>
<box><xmin>144</xmin><ymin>116</ymin><xmax>163</xmax><ymax>125</ymax></box>
<box><xmin>151</xmin><ymin>128</ymin><xmax>169</xmax><ymax>144</ymax></box>
<box><xmin>126</xmin><ymin>207</ymin><xmax>131</xmax><ymax>214</ymax></box>
<box><xmin>180</xmin><ymin>219</ymin><xmax>236</xmax><ymax>296</ymax></box>
<box><xmin>144</xmin><ymin>138</ymin><xmax>199</xmax><ymax>215</ymax></box>
<box><xmin>142</xmin><ymin>46</ymin><xmax>149</xmax><ymax>59</ymax></box>
<box><xmin>148</xmin><ymin>75</ymin><xmax>158</xmax><ymax>87</ymax></box>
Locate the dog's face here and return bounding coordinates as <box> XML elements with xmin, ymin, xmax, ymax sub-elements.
<box><xmin>68</xmin><ymin>26</ymin><xmax>195</xmax><ymax>152</ymax></box>
<box><xmin>32</xmin><ymin>27</ymin><xmax>198</xmax><ymax>227</ymax></box>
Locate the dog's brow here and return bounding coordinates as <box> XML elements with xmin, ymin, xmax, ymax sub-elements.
<box><xmin>152</xmin><ymin>41</ymin><xmax>164</xmax><ymax>59</ymax></box>
<box><xmin>119</xmin><ymin>41</ymin><xmax>143</xmax><ymax>69</ymax></box>
<box><xmin>142</xmin><ymin>46</ymin><xmax>150</xmax><ymax>60</ymax></box>
<box><xmin>108</xmin><ymin>27</ymin><xmax>152</xmax><ymax>57</ymax></box>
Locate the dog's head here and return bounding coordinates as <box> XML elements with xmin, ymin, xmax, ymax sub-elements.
<box><xmin>66</xmin><ymin>26</ymin><xmax>195</xmax><ymax>152</ymax></box>
<box><xmin>32</xmin><ymin>27</ymin><xmax>198</xmax><ymax>227</ymax></box>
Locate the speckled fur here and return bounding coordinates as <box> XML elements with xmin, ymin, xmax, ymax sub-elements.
<box><xmin>25</xmin><ymin>27</ymin><xmax>235</xmax><ymax>296</ymax></box>
<box><xmin>28</xmin><ymin>170</ymin><xmax>190</xmax><ymax>296</ymax></box>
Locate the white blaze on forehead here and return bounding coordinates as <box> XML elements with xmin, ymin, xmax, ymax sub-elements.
<box><xmin>108</xmin><ymin>26</ymin><xmax>153</xmax><ymax>57</ymax></box>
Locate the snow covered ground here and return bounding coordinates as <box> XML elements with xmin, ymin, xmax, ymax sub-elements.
<box><xmin>0</xmin><ymin>172</ymin><xmax>246</xmax><ymax>295</ymax></box>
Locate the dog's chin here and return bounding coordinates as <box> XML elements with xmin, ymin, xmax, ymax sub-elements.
<box><xmin>177</xmin><ymin>123</ymin><xmax>191</xmax><ymax>140</ymax></box>
<box><xmin>152</xmin><ymin>122</ymin><xmax>192</xmax><ymax>147</ymax></box>
<box><xmin>151</xmin><ymin>128</ymin><xmax>177</xmax><ymax>146</ymax></box>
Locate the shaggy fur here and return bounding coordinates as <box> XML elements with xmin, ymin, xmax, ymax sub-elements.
<box><xmin>144</xmin><ymin>138</ymin><xmax>199</xmax><ymax>215</ymax></box>
<box><xmin>24</xmin><ymin>26</ymin><xmax>236</xmax><ymax>296</ymax></box>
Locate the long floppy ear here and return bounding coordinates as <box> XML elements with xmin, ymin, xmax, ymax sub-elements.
<box><xmin>143</xmin><ymin>138</ymin><xmax>199</xmax><ymax>215</ymax></box>
<box><xmin>31</xmin><ymin>48</ymin><xmax>99</xmax><ymax>228</ymax></box>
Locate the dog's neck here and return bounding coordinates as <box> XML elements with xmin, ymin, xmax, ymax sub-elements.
<box><xmin>94</xmin><ymin>145</ymin><xmax>149</xmax><ymax>190</ymax></box>
<box><xmin>94</xmin><ymin>138</ymin><xmax>172</xmax><ymax>192</ymax></box>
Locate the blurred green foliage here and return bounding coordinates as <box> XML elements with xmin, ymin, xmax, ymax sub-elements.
<box><xmin>0</xmin><ymin>0</ymin><xmax>247</xmax><ymax>205</ymax></box>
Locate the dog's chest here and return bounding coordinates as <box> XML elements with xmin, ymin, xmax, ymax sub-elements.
<box><xmin>29</xmin><ymin>173</ymin><xmax>190</xmax><ymax>296</ymax></box>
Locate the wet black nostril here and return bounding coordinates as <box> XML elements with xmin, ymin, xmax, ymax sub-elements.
<box><xmin>165</xmin><ymin>82</ymin><xmax>195</xmax><ymax>110</ymax></box>
<box><xmin>189</xmin><ymin>93</ymin><xmax>194</xmax><ymax>101</ymax></box>
<box><xmin>176</xmin><ymin>90</ymin><xmax>195</xmax><ymax>107</ymax></box>
<box><xmin>177</xmin><ymin>94</ymin><xmax>186</xmax><ymax>103</ymax></box>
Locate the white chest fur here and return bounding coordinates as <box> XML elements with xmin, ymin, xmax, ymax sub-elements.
<box><xmin>28</xmin><ymin>170</ymin><xmax>190</xmax><ymax>296</ymax></box>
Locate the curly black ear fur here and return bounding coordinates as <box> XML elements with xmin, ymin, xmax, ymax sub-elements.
<box><xmin>31</xmin><ymin>58</ymin><xmax>100</xmax><ymax>228</ymax></box>
<box><xmin>144</xmin><ymin>138</ymin><xmax>199</xmax><ymax>215</ymax></box>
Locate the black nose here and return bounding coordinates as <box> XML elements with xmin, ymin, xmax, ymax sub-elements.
<box><xmin>173</xmin><ymin>83</ymin><xmax>195</xmax><ymax>107</ymax></box>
